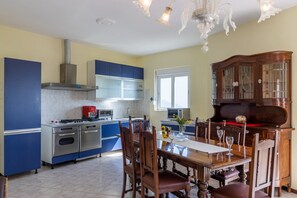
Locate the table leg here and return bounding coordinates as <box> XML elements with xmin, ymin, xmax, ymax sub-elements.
<box><xmin>196</xmin><ymin>166</ymin><xmax>210</xmax><ymax>198</ymax></box>
<box><xmin>198</xmin><ymin>180</ymin><xmax>209</xmax><ymax>198</ymax></box>
<box><xmin>238</xmin><ymin>164</ymin><xmax>247</xmax><ymax>184</ymax></box>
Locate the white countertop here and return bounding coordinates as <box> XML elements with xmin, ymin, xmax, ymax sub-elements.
<box><xmin>42</xmin><ymin>117</ymin><xmax>145</xmax><ymax>128</ymax></box>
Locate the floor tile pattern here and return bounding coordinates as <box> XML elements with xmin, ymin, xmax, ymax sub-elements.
<box><xmin>7</xmin><ymin>151</ymin><xmax>297</xmax><ymax>198</ymax></box>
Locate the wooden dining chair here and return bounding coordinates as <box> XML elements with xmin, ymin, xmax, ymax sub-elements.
<box><xmin>0</xmin><ymin>176</ymin><xmax>7</xmax><ymax>198</ymax></box>
<box><xmin>129</xmin><ymin>115</ymin><xmax>148</xmax><ymax>133</ymax></box>
<box><xmin>119</xmin><ymin>121</ymin><xmax>141</xmax><ymax>198</ymax></box>
<box><xmin>195</xmin><ymin>117</ymin><xmax>211</xmax><ymax>141</ymax></box>
<box><xmin>211</xmin><ymin>122</ymin><xmax>248</xmax><ymax>187</ymax></box>
<box><xmin>212</xmin><ymin>131</ymin><xmax>279</xmax><ymax>198</ymax></box>
<box><xmin>139</xmin><ymin>126</ymin><xmax>191</xmax><ymax>198</ymax></box>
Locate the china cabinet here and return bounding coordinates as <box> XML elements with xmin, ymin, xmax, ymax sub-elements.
<box><xmin>211</xmin><ymin>51</ymin><xmax>293</xmax><ymax>196</ymax></box>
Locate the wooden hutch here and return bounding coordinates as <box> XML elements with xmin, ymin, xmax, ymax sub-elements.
<box><xmin>210</xmin><ymin>51</ymin><xmax>293</xmax><ymax>196</ymax></box>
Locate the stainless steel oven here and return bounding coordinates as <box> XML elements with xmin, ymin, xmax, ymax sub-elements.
<box><xmin>52</xmin><ymin>126</ymin><xmax>79</xmax><ymax>157</ymax></box>
<box><xmin>80</xmin><ymin>123</ymin><xmax>101</xmax><ymax>152</ymax></box>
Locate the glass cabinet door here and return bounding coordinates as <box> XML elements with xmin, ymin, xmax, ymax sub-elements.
<box><xmin>239</xmin><ymin>65</ymin><xmax>254</xmax><ymax>100</ymax></box>
<box><xmin>262</xmin><ymin>62</ymin><xmax>288</xmax><ymax>99</ymax></box>
<box><xmin>96</xmin><ymin>75</ymin><xmax>122</xmax><ymax>99</ymax></box>
<box><xmin>222</xmin><ymin>66</ymin><xmax>235</xmax><ymax>100</ymax></box>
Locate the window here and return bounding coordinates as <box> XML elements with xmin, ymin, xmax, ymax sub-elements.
<box><xmin>155</xmin><ymin>66</ymin><xmax>189</xmax><ymax>110</ymax></box>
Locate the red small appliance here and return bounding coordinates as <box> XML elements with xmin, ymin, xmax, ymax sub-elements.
<box><xmin>82</xmin><ymin>106</ymin><xmax>97</xmax><ymax>119</ymax></box>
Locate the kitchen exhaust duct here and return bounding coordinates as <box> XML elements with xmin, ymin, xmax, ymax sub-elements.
<box><xmin>42</xmin><ymin>39</ymin><xmax>98</xmax><ymax>91</ymax></box>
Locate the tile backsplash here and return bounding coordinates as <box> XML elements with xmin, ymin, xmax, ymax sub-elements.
<box><xmin>41</xmin><ymin>89</ymin><xmax>150</xmax><ymax>124</ymax></box>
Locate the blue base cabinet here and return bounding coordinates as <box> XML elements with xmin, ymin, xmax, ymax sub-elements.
<box><xmin>4</xmin><ymin>132</ymin><xmax>41</xmax><ymax>176</ymax></box>
<box><xmin>161</xmin><ymin>123</ymin><xmax>195</xmax><ymax>136</ymax></box>
<box><xmin>100</xmin><ymin>122</ymin><xmax>129</xmax><ymax>154</ymax></box>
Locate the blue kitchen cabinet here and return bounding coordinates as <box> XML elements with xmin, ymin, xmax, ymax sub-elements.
<box><xmin>121</xmin><ymin>65</ymin><xmax>135</xmax><ymax>78</ymax></box>
<box><xmin>95</xmin><ymin>60</ymin><xmax>122</xmax><ymax>77</ymax></box>
<box><xmin>4</xmin><ymin>132</ymin><xmax>41</xmax><ymax>175</ymax></box>
<box><xmin>94</xmin><ymin>60</ymin><xmax>144</xmax><ymax>79</ymax></box>
<box><xmin>161</xmin><ymin>123</ymin><xmax>195</xmax><ymax>136</ymax></box>
<box><xmin>109</xmin><ymin>63</ymin><xmax>122</xmax><ymax>77</ymax></box>
<box><xmin>100</xmin><ymin>122</ymin><xmax>129</xmax><ymax>154</ymax></box>
<box><xmin>134</xmin><ymin>67</ymin><xmax>144</xmax><ymax>79</ymax></box>
<box><xmin>1</xmin><ymin>57</ymin><xmax>41</xmax><ymax>176</ymax></box>
<box><xmin>161</xmin><ymin>124</ymin><xmax>179</xmax><ymax>131</ymax></box>
<box><xmin>95</xmin><ymin>60</ymin><xmax>109</xmax><ymax>75</ymax></box>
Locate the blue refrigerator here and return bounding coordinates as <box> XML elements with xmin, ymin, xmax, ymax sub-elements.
<box><xmin>0</xmin><ymin>57</ymin><xmax>41</xmax><ymax>176</ymax></box>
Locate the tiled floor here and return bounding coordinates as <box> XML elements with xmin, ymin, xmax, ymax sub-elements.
<box><xmin>7</xmin><ymin>151</ymin><xmax>297</xmax><ymax>198</ymax></box>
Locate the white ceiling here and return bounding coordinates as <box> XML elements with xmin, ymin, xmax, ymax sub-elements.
<box><xmin>0</xmin><ymin>0</ymin><xmax>296</xmax><ymax>56</ymax></box>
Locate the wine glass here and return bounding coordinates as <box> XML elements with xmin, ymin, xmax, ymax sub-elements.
<box><xmin>226</xmin><ymin>136</ymin><xmax>234</xmax><ymax>156</ymax></box>
<box><xmin>217</xmin><ymin>129</ymin><xmax>224</xmax><ymax>145</ymax></box>
<box><xmin>168</xmin><ymin>132</ymin><xmax>175</xmax><ymax>149</ymax></box>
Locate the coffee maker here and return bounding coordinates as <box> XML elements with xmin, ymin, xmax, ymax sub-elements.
<box><xmin>82</xmin><ymin>106</ymin><xmax>97</xmax><ymax>119</ymax></box>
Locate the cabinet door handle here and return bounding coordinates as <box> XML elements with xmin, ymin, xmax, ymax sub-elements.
<box><xmin>258</xmin><ymin>79</ymin><xmax>262</xmax><ymax>84</ymax></box>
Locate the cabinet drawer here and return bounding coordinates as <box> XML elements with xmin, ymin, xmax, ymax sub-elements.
<box><xmin>100</xmin><ymin>138</ymin><xmax>122</xmax><ymax>153</ymax></box>
<box><xmin>102</xmin><ymin>122</ymin><xmax>129</xmax><ymax>138</ymax></box>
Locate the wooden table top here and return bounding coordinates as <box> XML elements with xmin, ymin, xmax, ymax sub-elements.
<box><xmin>134</xmin><ymin>133</ymin><xmax>252</xmax><ymax>171</ymax></box>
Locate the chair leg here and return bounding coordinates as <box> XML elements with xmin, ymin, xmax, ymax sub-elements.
<box><xmin>277</xmin><ymin>187</ymin><xmax>282</xmax><ymax>197</ymax></box>
<box><xmin>121</xmin><ymin>173</ymin><xmax>127</xmax><ymax>198</ymax></box>
<box><xmin>5</xmin><ymin>177</ymin><xmax>8</xmax><ymax>198</ymax></box>
<box><xmin>185</xmin><ymin>185</ymin><xmax>191</xmax><ymax>198</ymax></box>
<box><xmin>141</xmin><ymin>185</ymin><xmax>145</xmax><ymax>198</ymax></box>
<box><xmin>132</xmin><ymin>177</ymin><xmax>136</xmax><ymax>198</ymax></box>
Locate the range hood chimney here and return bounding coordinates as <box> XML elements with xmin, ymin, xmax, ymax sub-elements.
<box><xmin>42</xmin><ymin>39</ymin><xmax>98</xmax><ymax>91</ymax></box>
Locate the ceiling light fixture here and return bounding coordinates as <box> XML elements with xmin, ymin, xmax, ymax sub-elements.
<box><xmin>133</xmin><ymin>0</ymin><xmax>281</xmax><ymax>52</ymax></box>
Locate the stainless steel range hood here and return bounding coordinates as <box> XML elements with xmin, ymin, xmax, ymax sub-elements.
<box><xmin>42</xmin><ymin>40</ymin><xmax>98</xmax><ymax>91</ymax></box>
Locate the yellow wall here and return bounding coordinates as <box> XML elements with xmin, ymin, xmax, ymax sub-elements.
<box><xmin>0</xmin><ymin>25</ymin><xmax>140</xmax><ymax>84</ymax></box>
<box><xmin>141</xmin><ymin>46</ymin><xmax>210</xmax><ymax>127</ymax></box>
<box><xmin>140</xmin><ymin>6</ymin><xmax>297</xmax><ymax>189</ymax></box>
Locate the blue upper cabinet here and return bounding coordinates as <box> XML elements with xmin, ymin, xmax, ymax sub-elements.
<box><xmin>134</xmin><ymin>67</ymin><xmax>144</xmax><ymax>79</ymax></box>
<box><xmin>121</xmin><ymin>65</ymin><xmax>134</xmax><ymax>78</ymax></box>
<box><xmin>95</xmin><ymin>60</ymin><xmax>109</xmax><ymax>75</ymax></box>
<box><xmin>109</xmin><ymin>63</ymin><xmax>122</xmax><ymax>77</ymax></box>
<box><xmin>4</xmin><ymin>58</ymin><xmax>41</xmax><ymax>130</ymax></box>
<box><xmin>94</xmin><ymin>60</ymin><xmax>143</xmax><ymax>79</ymax></box>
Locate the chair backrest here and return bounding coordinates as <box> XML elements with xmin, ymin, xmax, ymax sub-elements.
<box><xmin>249</xmin><ymin>131</ymin><xmax>278</xmax><ymax>198</ymax></box>
<box><xmin>129</xmin><ymin>115</ymin><xmax>148</xmax><ymax>133</ymax></box>
<box><xmin>139</xmin><ymin>126</ymin><xmax>159</xmax><ymax>187</ymax></box>
<box><xmin>222</xmin><ymin>122</ymin><xmax>247</xmax><ymax>146</ymax></box>
<box><xmin>119</xmin><ymin>121</ymin><xmax>136</xmax><ymax>167</ymax></box>
<box><xmin>194</xmin><ymin>117</ymin><xmax>211</xmax><ymax>140</ymax></box>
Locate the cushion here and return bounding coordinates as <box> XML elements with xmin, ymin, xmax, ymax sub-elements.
<box><xmin>143</xmin><ymin>171</ymin><xmax>190</xmax><ymax>192</ymax></box>
<box><xmin>212</xmin><ymin>183</ymin><xmax>270</xmax><ymax>198</ymax></box>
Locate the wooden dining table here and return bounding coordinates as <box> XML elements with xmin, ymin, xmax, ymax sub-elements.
<box><xmin>133</xmin><ymin>132</ymin><xmax>252</xmax><ymax>198</ymax></box>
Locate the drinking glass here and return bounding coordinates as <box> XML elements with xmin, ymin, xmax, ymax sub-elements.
<box><xmin>217</xmin><ymin>129</ymin><xmax>224</xmax><ymax>145</ymax></box>
<box><xmin>168</xmin><ymin>133</ymin><xmax>175</xmax><ymax>149</ymax></box>
<box><xmin>226</xmin><ymin>136</ymin><xmax>234</xmax><ymax>156</ymax></box>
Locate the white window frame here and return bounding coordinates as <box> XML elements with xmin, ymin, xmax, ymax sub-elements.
<box><xmin>155</xmin><ymin>66</ymin><xmax>190</xmax><ymax>111</ymax></box>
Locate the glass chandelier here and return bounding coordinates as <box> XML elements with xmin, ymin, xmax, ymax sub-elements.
<box><xmin>133</xmin><ymin>0</ymin><xmax>281</xmax><ymax>52</ymax></box>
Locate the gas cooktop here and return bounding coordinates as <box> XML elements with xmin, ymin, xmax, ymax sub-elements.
<box><xmin>55</xmin><ymin>118</ymin><xmax>106</xmax><ymax>124</ymax></box>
